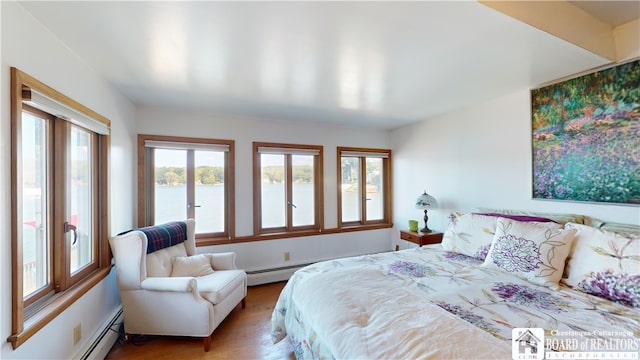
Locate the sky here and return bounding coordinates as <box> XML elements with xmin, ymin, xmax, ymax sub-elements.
<box><xmin>155</xmin><ymin>149</ymin><xmax>313</xmax><ymax>167</ymax></box>
<box><xmin>155</xmin><ymin>148</ymin><xmax>224</xmax><ymax>167</ymax></box>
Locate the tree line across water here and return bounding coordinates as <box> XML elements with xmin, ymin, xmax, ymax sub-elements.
<box><xmin>155</xmin><ymin>166</ymin><xmax>314</xmax><ymax>185</ymax></box>
<box><xmin>155</xmin><ymin>160</ymin><xmax>382</xmax><ymax>186</ymax></box>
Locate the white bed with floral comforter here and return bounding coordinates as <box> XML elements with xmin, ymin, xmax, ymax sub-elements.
<box><xmin>271</xmin><ymin>213</ymin><xmax>640</xmax><ymax>359</ymax></box>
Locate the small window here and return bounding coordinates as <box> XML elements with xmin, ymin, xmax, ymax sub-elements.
<box><xmin>338</xmin><ymin>147</ymin><xmax>392</xmax><ymax>227</ymax></box>
<box><xmin>253</xmin><ymin>142</ymin><xmax>323</xmax><ymax>234</ymax></box>
<box><xmin>138</xmin><ymin>135</ymin><xmax>235</xmax><ymax>242</ymax></box>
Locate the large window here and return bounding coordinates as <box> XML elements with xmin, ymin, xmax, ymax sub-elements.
<box><xmin>138</xmin><ymin>135</ymin><xmax>235</xmax><ymax>242</ymax></box>
<box><xmin>10</xmin><ymin>68</ymin><xmax>111</xmax><ymax>348</ymax></box>
<box><xmin>253</xmin><ymin>142</ymin><xmax>323</xmax><ymax>234</ymax></box>
<box><xmin>338</xmin><ymin>147</ymin><xmax>392</xmax><ymax>227</ymax></box>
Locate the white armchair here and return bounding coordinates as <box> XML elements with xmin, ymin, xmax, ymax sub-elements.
<box><xmin>109</xmin><ymin>219</ymin><xmax>247</xmax><ymax>351</ymax></box>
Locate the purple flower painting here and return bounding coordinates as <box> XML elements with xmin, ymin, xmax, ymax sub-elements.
<box><xmin>531</xmin><ymin>60</ymin><xmax>640</xmax><ymax>204</ymax></box>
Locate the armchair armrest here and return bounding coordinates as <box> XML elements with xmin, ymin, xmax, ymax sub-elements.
<box><xmin>141</xmin><ymin>277</ymin><xmax>198</xmax><ymax>292</ymax></box>
<box><xmin>209</xmin><ymin>252</ymin><xmax>238</xmax><ymax>270</ymax></box>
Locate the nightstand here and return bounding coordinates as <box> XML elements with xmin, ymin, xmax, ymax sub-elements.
<box><xmin>400</xmin><ymin>230</ymin><xmax>443</xmax><ymax>246</ymax></box>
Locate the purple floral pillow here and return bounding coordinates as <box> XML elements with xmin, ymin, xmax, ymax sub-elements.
<box><xmin>578</xmin><ymin>270</ymin><xmax>640</xmax><ymax>308</ymax></box>
<box><xmin>482</xmin><ymin>218</ymin><xmax>575</xmax><ymax>287</ymax></box>
<box><xmin>563</xmin><ymin>223</ymin><xmax>639</xmax><ymax>307</ymax></box>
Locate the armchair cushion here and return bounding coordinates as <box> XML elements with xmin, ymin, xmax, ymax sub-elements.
<box><xmin>197</xmin><ymin>270</ymin><xmax>247</xmax><ymax>304</ymax></box>
<box><xmin>147</xmin><ymin>242</ymin><xmax>188</xmax><ymax>277</ymax></box>
<box><xmin>141</xmin><ymin>277</ymin><xmax>197</xmax><ymax>292</ymax></box>
<box><xmin>171</xmin><ymin>254</ymin><xmax>215</xmax><ymax>277</ymax></box>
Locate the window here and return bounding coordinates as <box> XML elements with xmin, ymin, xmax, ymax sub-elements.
<box><xmin>10</xmin><ymin>68</ymin><xmax>111</xmax><ymax>348</ymax></box>
<box><xmin>253</xmin><ymin>142</ymin><xmax>323</xmax><ymax>234</ymax></box>
<box><xmin>138</xmin><ymin>135</ymin><xmax>235</xmax><ymax>242</ymax></box>
<box><xmin>338</xmin><ymin>147</ymin><xmax>392</xmax><ymax>227</ymax></box>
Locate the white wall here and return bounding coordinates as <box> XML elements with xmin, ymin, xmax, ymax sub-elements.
<box><xmin>390</xmin><ymin>88</ymin><xmax>640</xmax><ymax>249</ymax></box>
<box><xmin>1</xmin><ymin>2</ymin><xmax>136</xmax><ymax>358</ymax></box>
<box><xmin>135</xmin><ymin>106</ymin><xmax>394</xmax><ymax>271</ymax></box>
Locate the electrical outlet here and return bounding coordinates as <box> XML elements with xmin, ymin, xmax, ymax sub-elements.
<box><xmin>73</xmin><ymin>323</ymin><xmax>81</xmax><ymax>345</ymax></box>
<box><xmin>284</xmin><ymin>252</ymin><xmax>290</xmax><ymax>261</ymax></box>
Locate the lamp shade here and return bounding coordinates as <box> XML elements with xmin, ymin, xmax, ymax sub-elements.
<box><xmin>415</xmin><ymin>191</ymin><xmax>438</xmax><ymax>210</ymax></box>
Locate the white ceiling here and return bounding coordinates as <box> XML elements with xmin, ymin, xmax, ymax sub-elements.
<box><xmin>18</xmin><ymin>1</ymin><xmax>631</xmax><ymax>130</ymax></box>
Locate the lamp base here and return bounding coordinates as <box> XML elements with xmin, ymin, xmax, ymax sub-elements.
<box><xmin>422</xmin><ymin>209</ymin><xmax>431</xmax><ymax>233</ymax></box>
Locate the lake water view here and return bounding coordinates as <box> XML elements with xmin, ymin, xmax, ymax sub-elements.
<box><xmin>23</xmin><ymin>183</ymin><xmax>380</xmax><ymax>261</ymax></box>
<box><xmin>155</xmin><ymin>183</ymin><xmax>379</xmax><ymax>231</ymax></box>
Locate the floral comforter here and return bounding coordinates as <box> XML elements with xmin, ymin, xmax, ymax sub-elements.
<box><xmin>271</xmin><ymin>245</ymin><xmax>640</xmax><ymax>359</ymax></box>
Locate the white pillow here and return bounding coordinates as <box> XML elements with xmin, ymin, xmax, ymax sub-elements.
<box><xmin>170</xmin><ymin>254</ymin><xmax>215</xmax><ymax>277</ymax></box>
<box><xmin>563</xmin><ymin>223</ymin><xmax>640</xmax><ymax>307</ymax></box>
<box><xmin>482</xmin><ymin>218</ymin><xmax>575</xmax><ymax>287</ymax></box>
<box><xmin>441</xmin><ymin>213</ymin><xmax>497</xmax><ymax>259</ymax></box>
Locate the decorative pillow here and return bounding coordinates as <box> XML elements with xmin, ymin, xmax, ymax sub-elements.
<box><xmin>170</xmin><ymin>254</ymin><xmax>215</xmax><ymax>277</ymax></box>
<box><xmin>577</xmin><ymin>270</ymin><xmax>640</xmax><ymax>308</ymax></box>
<box><xmin>441</xmin><ymin>213</ymin><xmax>498</xmax><ymax>259</ymax></box>
<box><xmin>482</xmin><ymin>218</ymin><xmax>575</xmax><ymax>287</ymax></box>
<box><xmin>581</xmin><ymin>218</ymin><xmax>640</xmax><ymax>236</ymax></box>
<box><xmin>563</xmin><ymin>222</ymin><xmax>640</xmax><ymax>307</ymax></box>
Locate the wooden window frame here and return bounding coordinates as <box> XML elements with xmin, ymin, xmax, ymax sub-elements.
<box><xmin>137</xmin><ymin>134</ymin><xmax>236</xmax><ymax>245</ymax></box>
<box><xmin>253</xmin><ymin>142</ymin><xmax>324</xmax><ymax>235</ymax></box>
<box><xmin>20</xmin><ymin>105</ymin><xmax>55</xmax><ymax>309</ymax></box>
<box><xmin>9</xmin><ymin>68</ymin><xmax>111</xmax><ymax>349</ymax></box>
<box><xmin>337</xmin><ymin>147</ymin><xmax>392</xmax><ymax>229</ymax></box>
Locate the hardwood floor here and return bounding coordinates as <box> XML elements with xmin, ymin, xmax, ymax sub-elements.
<box><xmin>105</xmin><ymin>282</ymin><xmax>295</xmax><ymax>360</ymax></box>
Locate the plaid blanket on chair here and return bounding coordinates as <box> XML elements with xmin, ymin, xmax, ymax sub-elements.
<box><xmin>138</xmin><ymin>221</ymin><xmax>188</xmax><ymax>254</ymax></box>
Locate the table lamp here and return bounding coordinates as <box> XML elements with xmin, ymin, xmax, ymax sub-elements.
<box><xmin>415</xmin><ymin>190</ymin><xmax>438</xmax><ymax>233</ymax></box>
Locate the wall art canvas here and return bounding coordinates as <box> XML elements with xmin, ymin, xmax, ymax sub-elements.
<box><xmin>531</xmin><ymin>59</ymin><xmax>639</xmax><ymax>204</ymax></box>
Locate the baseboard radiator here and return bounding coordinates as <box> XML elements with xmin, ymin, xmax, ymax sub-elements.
<box><xmin>74</xmin><ymin>306</ymin><xmax>123</xmax><ymax>360</ymax></box>
<box><xmin>246</xmin><ymin>263</ymin><xmax>313</xmax><ymax>286</ymax></box>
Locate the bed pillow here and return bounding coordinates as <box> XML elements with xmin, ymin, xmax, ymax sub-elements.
<box><xmin>482</xmin><ymin>218</ymin><xmax>575</xmax><ymax>287</ymax></box>
<box><xmin>581</xmin><ymin>218</ymin><xmax>640</xmax><ymax>236</ymax></box>
<box><xmin>563</xmin><ymin>223</ymin><xmax>640</xmax><ymax>308</ymax></box>
<box><xmin>476</xmin><ymin>207</ymin><xmax>585</xmax><ymax>224</ymax></box>
<box><xmin>441</xmin><ymin>213</ymin><xmax>498</xmax><ymax>259</ymax></box>
<box><xmin>170</xmin><ymin>254</ymin><xmax>215</xmax><ymax>277</ymax></box>
<box><xmin>473</xmin><ymin>212</ymin><xmax>557</xmax><ymax>223</ymax></box>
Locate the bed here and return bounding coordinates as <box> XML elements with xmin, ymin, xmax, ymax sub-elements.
<box><xmin>271</xmin><ymin>211</ymin><xmax>640</xmax><ymax>359</ymax></box>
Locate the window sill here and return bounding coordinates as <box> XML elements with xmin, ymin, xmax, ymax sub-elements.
<box><xmin>7</xmin><ymin>266</ymin><xmax>111</xmax><ymax>349</ymax></box>
<box><xmin>330</xmin><ymin>223</ymin><xmax>393</xmax><ymax>233</ymax></box>
<box><xmin>195</xmin><ymin>224</ymin><xmax>393</xmax><ymax>246</ymax></box>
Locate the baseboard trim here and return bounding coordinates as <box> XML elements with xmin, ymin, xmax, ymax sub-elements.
<box><xmin>74</xmin><ymin>306</ymin><xmax>123</xmax><ymax>360</ymax></box>
<box><xmin>246</xmin><ymin>262</ymin><xmax>315</xmax><ymax>286</ymax></box>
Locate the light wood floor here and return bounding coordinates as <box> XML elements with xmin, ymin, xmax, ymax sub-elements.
<box><xmin>105</xmin><ymin>281</ymin><xmax>295</xmax><ymax>360</ymax></box>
